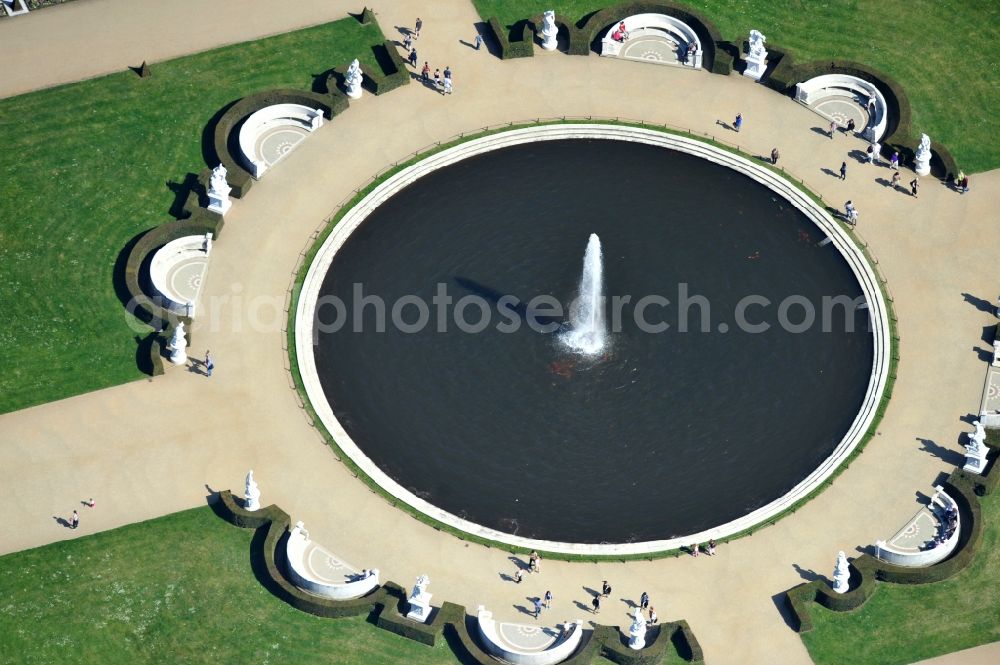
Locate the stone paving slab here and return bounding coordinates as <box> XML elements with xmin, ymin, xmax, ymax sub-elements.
<box><xmin>1</xmin><ymin>1</ymin><xmax>1000</xmax><ymax>664</ymax></box>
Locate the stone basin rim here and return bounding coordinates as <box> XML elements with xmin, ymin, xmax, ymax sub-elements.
<box><xmin>293</xmin><ymin>123</ymin><xmax>892</xmax><ymax>555</ymax></box>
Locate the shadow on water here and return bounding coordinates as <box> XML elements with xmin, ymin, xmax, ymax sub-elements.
<box><xmin>454</xmin><ymin>276</ymin><xmax>565</xmax><ymax>327</ymax></box>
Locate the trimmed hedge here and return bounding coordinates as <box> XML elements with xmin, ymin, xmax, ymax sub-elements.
<box><xmin>486</xmin><ymin>16</ymin><xmax>535</xmax><ymax>59</ymax></box>
<box><xmin>784</xmin><ymin>459</ymin><xmax>1000</xmax><ymax>632</ymax></box>
<box><xmin>215</xmin><ymin>490</ymin><xmax>703</xmax><ymax>662</ymax></box>
<box><xmin>577</xmin><ymin>2</ymin><xmax>729</xmax><ymax>74</ymax></box>
<box><xmin>210</xmin><ymin>89</ymin><xmax>345</xmax><ymax>199</ymax></box>
<box><xmin>764</xmin><ymin>54</ymin><xmax>959</xmax><ymax>178</ymax></box>
<box><xmin>358</xmin><ymin>40</ymin><xmax>411</xmax><ymax>95</ymax></box>
<box><xmin>527</xmin><ymin>13</ymin><xmax>590</xmax><ymax>56</ymax></box>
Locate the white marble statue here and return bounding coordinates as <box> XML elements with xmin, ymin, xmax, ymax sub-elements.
<box><xmin>245</xmin><ymin>469</ymin><xmax>261</xmax><ymax>511</ymax></box>
<box><xmin>344</xmin><ymin>58</ymin><xmax>363</xmax><ymax>99</ymax></box>
<box><xmin>166</xmin><ymin>321</ymin><xmax>187</xmax><ymax>365</ymax></box>
<box><xmin>628</xmin><ymin>607</ymin><xmax>646</xmax><ymax>650</ymax></box>
<box><xmin>962</xmin><ymin>421</ymin><xmax>989</xmax><ymax>474</ymax></box>
<box><xmin>291</xmin><ymin>519</ymin><xmax>310</xmax><ymax>541</ymax></box>
<box><xmin>832</xmin><ymin>551</ymin><xmax>851</xmax><ymax>594</ymax></box>
<box><xmin>744</xmin><ymin>29</ymin><xmax>769</xmax><ymax>81</ymax></box>
<box><xmin>207</xmin><ymin>164</ymin><xmax>232</xmax><ymax>215</ymax></box>
<box><xmin>914</xmin><ymin>133</ymin><xmax>932</xmax><ymax>176</ymax></box>
<box><xmin>406</xmin><ymin>574</ymin><xmax>434</xmax><ymax>623</ymax></box>
<box><xmin>540</xmin><ymin>10</ymin><xmax>558</xmax><ymax>51</ymax></box>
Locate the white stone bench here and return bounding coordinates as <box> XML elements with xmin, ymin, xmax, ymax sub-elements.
<box><xmin>600</xmin><ymin>13</ymin><xmax>703</xmax><ymax>69</ymax></box>
<box><xmin>2</xmin><ymin>0</ymin><xmax>29</xmax><ymax>17</ymax></box>
<box><xmin>476</xmin><ymin>606</ymin><xmax>584</xmax><ymax>665</ymax></box>
<box><xmin>875</xmin><ymin>486</ymin><xmax>960</xmax><ymax>567</ymax></box>
<box><xmin>148</xmin><ymin>234</ymin><xmax>212</xmax><ymax>317</ymax></box>
<box><xmin>285</xmin><ymin>521</ymin><xmax>379</xmax><ymax>600</ymax></box>
<box><xmin>238</xmin><ymin>104</ymin><xmax>324</xmax><ymax>179</ymax></box>
<box><xmin>794</xmin><ymin>74</ymin><xmax>887</xmax><ymax>142</ymax></box>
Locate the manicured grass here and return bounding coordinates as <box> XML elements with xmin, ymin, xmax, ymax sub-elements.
<box><xmin>0</xmin><ymin>506</ymin><xmax>682</xmax><ymax>664</ymax></box>
<box><xmin>0</xmin><ymin>507</ymin><xmax>457</xmax><ymax>664</ymax></box>
<box><xmin>0</xmin><ymin>18</ymin><xmax>383</xmax><ymax>415</ymax></box>
<box><xmin>800</xmin><ymin>489</ymin><xmax>1000</xmax><ymax>664</ymax></box>
<box><xmin>472</xmin><ymin>1</ymin><xmax>1000</xmax><ymax>173</ymax></box>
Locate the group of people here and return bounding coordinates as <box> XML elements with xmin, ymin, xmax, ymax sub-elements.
<box><xmin>690</xmin><ymin>539</ymin><xmax>717</xmax><ymax>556</ymax></box>
<box><xmin>928</xmin><ymin>505</ymin><xmax>959</xmax><ymax>548</ymax></box>
<box><xmin>419</xmin><ymin>62</ymin><xmax>454</xmax><ymax>94</ymax></box>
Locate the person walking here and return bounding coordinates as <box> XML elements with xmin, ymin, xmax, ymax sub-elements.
<box><xmin>591</xmin><ymin>595</ymin><xmax>601</xmax><ymax>614</ymax></box>
<box><xmin>513</xmin><ymin>569</ymin><xmax>523</xmax><ymax>584</ymax></box>
<box><xmin>691</xmin><ymin>543</ymin><xmax>700</xmax><ymax>557</ymax></box>
<box><xmin>205</xmin><ymin>351</ymin><xmax>214</xmax><ymax>377</ymax></box>
<box><xmin>829</xmin><ymin>120</ymin><xmax>838</xmax><ymax>138</ymax></box>
<box><xmin>909</xmin><ymin>178</ymin><xmax>919</xmax><ymax>197</ymax></box>
<box><xmin>474</xmin><ymin>33</ymin><xmax>483</xmax><ymax>50</ymax></box>
<box><xmin>707</xmin><ymin>539</ymin><xmax>717</xmax><ymax>555</ymax></box>
<box><xmin>889</xmin><ymin>151</ymin><xmax>900</xmax><ymax>170</ymax></box>
<box><xmin>529</xmin><ymin>550</ymin><xmax>541</xmax><ymax>573</ymax></box>
<box><xmin>409</xmin><ymin>48</ymin><xmax>418</xmax><ymax>68</ymax></box>
<box><xmin>871</xmin><ymin>142</ymin><xmax>881</xmax><ymax>165</ymax></box>
<box><xmin>403</xmin><ymin>34</ymin><xmax>412</xmax><ymax>51</ymax></box>
<box><xmin>444</xmin><ymin>66</ymin><xmax>452</xmax><ymax>82</ymax></box>
<box><xmin>433</xmin><ymin>68</ymin><xmax>441</xmax><ymax>90</ymax></box>
<box><xmin>839</xmin><ymin>161</ymin><xmax>847</xmax><ymax>180</ymax></box>
<box><xmin>421</xmin><ymin>62</ymin><xmax>430</xmax><ymax>83</ymax></box>
<box><xmin>846</xmin><ymin>118</ymin><xmax>856</xmax><ymax>133</ymax></box>
<box><xmin>733</xmin><ymin>113</ymin><xmax>743</xmax><ymax>132</ymax></box>
<box><xmin>85</xmin><ymin>498</ymin><xmax>96</xmax><ymax>508</ymax></box>
<box><xmin>960</xmin><ymin>175</ymin><xmax>970</xmax><ymax>193</ymax></box>
<box><xmin>70</xmin><ymin>510</ymin><xmax>79</xmax><ymax>529</ymax></box>
<box><xmin>544</xmin><ymin>590</ymin><xmax>553</xmax><ymax>609</ymax></box>
<box><xmin>601</xmin><ymin>580</ymin><xmax>611</xmax><ymax>598</ymax></box>
<box><xmin>640</xmin><ymin>591</ymin><xmax>650</xmax><ymax>610</ymax></box>
<box><xmin>647</xmin><ymin>607</ymin><xmax>659</xmax><ymax>626</ymax></box>
<box><xmin>443</xmin><ymin>77</ymin><xmax>453</xmax><ymax>95</ymax></box>
<box><xmin>415</xmin><ymin>17</ymin><xmax>422</xmax><ymax>38</ymax></box>
<box><xmin>770</xmin><ymin>148</ymin><xmax>779</xmax><ymax>165</ymax></box>
<box><xmin>533</xmin><ymin>597</ymin><xmax>542</xmax><ymax>619</ymax></box>
<box><xmin>866</xmin><ymin>144</ymin><xmax>875</xmax><ymax>164</ymax></box>
<box><xmin>891</xmin><ymin>171</ymin><xmax>901</xmax><ymax>189</ymax></box>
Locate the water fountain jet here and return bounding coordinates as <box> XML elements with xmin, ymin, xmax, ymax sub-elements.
<box><xmin>561</xmin><ymin>233</ymin><xmax>607</xmax><ymax>355</ymax></box>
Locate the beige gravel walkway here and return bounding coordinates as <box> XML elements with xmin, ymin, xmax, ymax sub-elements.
<box><xmin>2</xmin><ymin>1</ymin><xmax>999</xmax><ymax>664</ymax></box>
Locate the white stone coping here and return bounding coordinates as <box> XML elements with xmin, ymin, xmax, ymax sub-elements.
<box><xmin>238</xmin><ymin>103</ymin><xmax>324</xmax><ymax>179</ymax></box>
<box><xmin>295</xmin><ymin>124</ymin><xmax>892</xmax><ymax>555</ymax></box>
<box><xmin>148</xmin><ymin>235</ymin><xmax>210</xmax><ymax>316</ymax></box>
<box><xmin>601</xmin><ymin>14</ymin><xmax>702</xmax><ymax>68</ymax></box>
<box><xmin>875</xmin><ymin>486</ymin><xmax>960</xmax><ymax>567</ymax></box>
<box><xmin>979</xmin><ymin>365</ymin><xmax>1000</xmax><ymax>426</ymax></box>
<box><xmin>794</xmin><ymin>74</ymin><xmax>888</xmax><ymax>142</ymax></box>
<box><xmin>285</xmin><ymin>521</ymin><xmax>379</xmax><ymax>599</ymax></box>
<box><xmin>476</xmin><ymin>606</ymin><xmax>584</xmax><ymax>665</ymax></box>
<box><xmin>2</xmin><ymin>0</ymin><xmax>29</xmax><ymax>17</ymax></box>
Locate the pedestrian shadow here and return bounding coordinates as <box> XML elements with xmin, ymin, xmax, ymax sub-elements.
<box><xmin>820</xmin><ymin>167</ymin><xmax>839</xmax><ymax>178</ymax></box>
<box><xmin>409</xmin><ymin>71</ymin><xmax>440</xmax><ymax>93</ymax></box>
<box><xmin>974</xmin><ymin>346</ymin><xmax>994</xmax><ymax>362</ymax></box>
<box><xmin>962</xmin><ymin>293</ymin><xmax>995</xmax><ymax>313</ymax></box>
<box><xmin>394</xmin><ymin>25</ymin><xmax>413</xmax><ymax>37</ymax></box>
<box><xmin>509</xmin><ymin>555</ymin><xmax>530</xmax><ymax>571</ymax></box>
<box><xmin>573</xmin><ymin>600</ymin><xmax>592</xmax><ymax>613</ymax></box>
<box><xmin>499</xmin><ymin>572</ymin><xmax>516</xmax><ymax>583</ymax></box>
<box><xmin>620</xmin><ymin>597</ymin><xmax>637</xmax><ymax>609</ymax></box>
<box><xmin>875</xmin><ymin>177</ymin><xmax>893</xmax><ymax>188</ymax></box>
<box><xmin>187</xmin><ymin>358</ymin><xmax>208</xmax><ymax>376</ymax></box>
<box><xmin>582</xmin><ymin>585</ymin><xmax>599</xmax><ymax>598</ymax></box>
<box><xmin>792</xmin><ymin>563</ymin><xmax>820</xmax><ymax>582</ymax></box>
<box><xmin>714</xmin><ymin>119</ymin><xmax>735</xmax><ymax>132</ymax></box>
<box><xmin>849</xmin><ymin>149</ymin><xmax>868</xmax><ymax>163</ymax></box>
<box><xmin>810</xmin><ymin>126</ymin><xmax>830</xmax><ymax>137</ymax></box>
<box><xmin>458</xmin><ymin>39</ymin><xmax>481</xmax><ymax>50</ymax></box>
<box><xmin>513</xmin><ymin>603</ymin><xmax>534</xmax><ymax>617</ymax></box>
<box><xmin>52</xmin><ymin>516</ymin><xmax>71</xmax><ymax>528</ymax></box>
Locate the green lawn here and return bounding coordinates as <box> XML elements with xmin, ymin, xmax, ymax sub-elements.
<box><xmin>0</xmin><ymin>18</ymin><xmax>383</xmax><ymax>415</ymax></box>
<box><xmin>800</xmin><ymin>489</ymin><xmax>1000</xmax><ymax>664</ymax></box>
<box><xmin>0</xmin><ymin>506</ymin><xmax>681</xmax><ymax>664</ymax></box>
<box><xmin>473</xmin><ymin>0</ymin><xmax>1000</xmax><ymax>174</ymax></box>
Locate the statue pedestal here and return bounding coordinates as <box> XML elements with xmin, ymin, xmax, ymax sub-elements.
<box><xmin>964</xmin><ymin>454</ymin><xmax>987</xmax><ymax>475</ymax></box>
<box><xmin>167</xmin><ymin>344</ymin><xmax>187</xmax><ymax>365</ymax></box>
<box><xmin>628</xmin><ymin>625</ymin><xmax>646</xmax><ymax>650</ymax></box>
<box><xmin>346</xmin><ymin>82</ymin><xmax>362</xmax><ymax>99</ymax></box>
<box><xmin>743</xmin><ymin>53</ymin><xmax>767</xmax><ymax>81</ymax></box>
<box><xmin>207</xmin><ymin>191</ymin><xmax>231</xmax><ymax>216</ymax></box>
<box><xmin>406</xmin><ymin>591</ymin><xmax>434</xmax><ymax>623</ymax></box>
<box><xmin>914</xmin><ymin>153</ymin><xmax>931</xmax><ymax>176</ymax></box>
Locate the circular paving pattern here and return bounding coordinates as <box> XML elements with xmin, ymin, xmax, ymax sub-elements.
<box><xmin>814</xmin><ymin>97</ymin><xmax>868</xmax><ymax>131</ymax></box>
<box><xmin>258</xmin><ymin>126</ymin><xmax>309</xmax><ymax>166</ymax></box>
<box><xmin>164</xmin><ymin>256</ymin><xmax>207</xmax><ymax>304</ymax></box>
<box><xmin>622</xmin><ymin>37</ymin><xmax>677</xmax><ymax>63</ymax></box>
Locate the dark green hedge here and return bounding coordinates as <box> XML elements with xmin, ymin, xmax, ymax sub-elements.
<box><xmin>216</xmin><ymin>489</ymin><xmax>703</xmax><ymax>662</ymax></box>
<box><xmin>765</xmin><ymin>54</ymin><xmax>959</xmax><ymax>178</ymax></box>
<box><xmin>527</xmin><ymin>13</ymin><xmax>590</xmax><ymax>56</ymax></box>
<box><xmin>211</xmin><ymin>89</ymin><xmax>344</xmax><ymax>199</ymax></box>
<box><xmin>123</xmin><ymin>212</ymin><xmax>222</xmax><ymax>329</ymax></box>
<box><xmin>486</xmin><ymin>16</ymin><xmax>535</xmax><ymax>59</ymax></box>
<box><xmin>783</xmin><ymin>462</ymin><xmax>998</xmax><ymax>632</ymax></box>
<box><xmin>347</xmin><ymin>40</ymin><xmax>411</xmax><ymax>95</ymax></box>
<box><xmin>577</xmin><ymin>2</ymin><xmax>729</xmax><ymax>74</ymax></box>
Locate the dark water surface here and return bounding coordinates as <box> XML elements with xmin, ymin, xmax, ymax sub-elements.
<box><xmin>313</xmin><ymin>139</ymin><xmax>873</xmax><ymax>543</ymax></box>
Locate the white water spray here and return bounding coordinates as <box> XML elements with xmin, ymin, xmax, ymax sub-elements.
<box><xmin>561</xmin><ymin>234</ymin><xmax>607</xmax><ymax>355</ymax></box>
